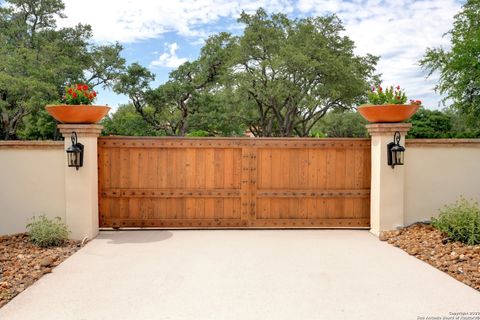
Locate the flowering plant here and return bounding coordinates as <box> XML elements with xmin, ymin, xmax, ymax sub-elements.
<box><xmin>62</xmin><ymin>83</ymin><xmax>97</xmax><ymax>105</ymax></box>
<box><xmin>367</xmin><ymin>85</ymin><xmax>421</xmax><ymax>106</ymax></box>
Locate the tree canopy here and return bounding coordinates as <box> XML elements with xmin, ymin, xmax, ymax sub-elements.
<box><xmin>232</xmin><ymin>9</ymin><xmax>378</xmax><ymax>136</ymax></box>
<box><xmin>0</xmin><ymin>0</ymin><xmax>125</xmax><ymax>140</ymax></box>
<box><xmin>420</xmin><ymin>0</ymin><xmax>480</xmax><ymax>123</ymax></box>
<box><xmin>114</xmin><ymin>9</ymin><xmax>379</xmax><ymax>137</ymax></box>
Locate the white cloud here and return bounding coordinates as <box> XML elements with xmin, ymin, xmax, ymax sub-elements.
<box><xmin>297</xmin><ymin>0</ymin><xmax>461</xmax><ymax>108</ymax></box>
<box><xmin>150</xmin><ymin>43</ymin><xmax>188</xmax><ymax>68</ymax></box>
<box><xmin>56</xmin><ymin>0</ymin><xmax>294</xmax><ymax>43</ymax></box>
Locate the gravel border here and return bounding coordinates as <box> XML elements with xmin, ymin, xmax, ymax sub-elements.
<box><xmin>380</xmin><ymin>223</ymin><xmax>480</xmax><ymax>291</ymax></box>
<box><xmin>0</xmin><ymin>234</ymin><xmax>81</xmax><ymax>308</ymax></box>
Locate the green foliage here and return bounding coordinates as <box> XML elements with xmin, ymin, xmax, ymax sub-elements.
<box><xmin>432</xmin><ymin>198</ymin><xmax>480</xmax><ymax>245</ymax></box>
<box><xmin>17</xmin><ymin>109</ymin><xmax>59</xmax><ymax>140</ymax></box>
<box><xmin>0</xmin><ymin>0</ymin><xmax>125</xmax><ymax>140</ymax></box>
<box><xmin>407</xmin><ymin>108</ymin><xmax>453</xmax><ymax>138</ymax></box>
<box><xmin>186</xmin><ymin>130</ymin><xmax>211</xmax><ymax>137</ymax></box>
<box><xmin>311</xmin><ymin>110</ymin><xmax>368</xmax><ymax>137</ymax></box>
<box><xmin>102</xmin><ymin>104</ymin><xmax>159</xmax><ymax>136</ymax></box>
<box><xmin>26</xmin><ymin>215</ymin><xmax>70</xmax><ymax>247</ymax></box>
<box><xmin>187</xmin><ymin>90</ymin><xmax>247</xmax><ymax>136</ymax></box>
<box><xmin>407</xmin><ymin>107</ymin><xmax>480</xmax><ymax>138</ymax></box>
<box><xmin>447</xmin><ymin>108</ymin><xmax>480</xmax><ymax>138</ymax></box>
<box><xmin>420</xmin><ymin>0</ymin><xmax>480</xmax><ymax>122</ymax></box>
<box><xmin>366</xmin><ymin>85</ymin><xmax>408</xmax><ymax>105</ymax></box>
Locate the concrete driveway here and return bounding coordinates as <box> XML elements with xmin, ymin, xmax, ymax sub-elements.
<box><xmin>1</xmin><ymin>230</ymin><xmax>479</xmax><ymax>320</ymax></box>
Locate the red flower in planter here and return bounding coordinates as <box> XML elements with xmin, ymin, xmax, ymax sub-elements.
<box><xmin>62</xmin><ymin>83</ymin><xmax>97</xmax><ymax>105</ymax></box>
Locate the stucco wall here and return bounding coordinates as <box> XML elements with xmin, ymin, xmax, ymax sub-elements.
<box><xmin>404</xmin><ymin>139</ymin><xmax>480</xmax><ymax>225</ymax></box>
<box><xmin>0</xmin><ymin>141</ymin><xmax>65</xmax><ymax>235</ymax></box>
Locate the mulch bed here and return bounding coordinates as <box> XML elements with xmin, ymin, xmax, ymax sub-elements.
<box><xmin>0</xmin><ymin>234</ymin><xmax>81</xmax><ymax>308</ymax></box>
<box><xmin>380</xmin><ymin>223</ymin><xmax>480</xmax><ymax>291</ymax></box>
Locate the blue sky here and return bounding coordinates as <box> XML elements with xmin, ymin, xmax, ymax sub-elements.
<box><xmin>17</xmin><ymin>0</ymin><xmax>468</xmax><ymax>110</ymax></box>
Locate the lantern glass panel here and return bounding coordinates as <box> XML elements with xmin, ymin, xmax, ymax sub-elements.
<box><xmin>67</xmin><ymin>149</ymin><xmax>80</xmax><ymax>167</ymax></box>
<box><xmin>67</xmin><ymin>151</ymin><xmax>74</xmax><ymax>167</ymax></box>
<box><xmin>394</xmin><ymin>150</ymin><xmax>404</xmax><ymax>165</ymax></box>
<box><xmin>73</xmin><ymin>152</ymin><xmax>80</xmax><ymax>166</ymax></box>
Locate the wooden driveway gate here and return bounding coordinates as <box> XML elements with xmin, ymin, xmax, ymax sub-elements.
<box><xmin>98</xmin><ymin>137</ymin><xmax>371</xmax><ymax>228</ymax></box>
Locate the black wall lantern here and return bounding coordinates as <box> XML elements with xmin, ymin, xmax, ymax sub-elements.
<box><xmin>387</xmin><ymin>131</ymin><xmax>405</xmax><ymax>169</ymax></box>
<box><xmin>66</xmin><ymin>131</ymin><xmax>84</xmax><ymax>170</ymax></box>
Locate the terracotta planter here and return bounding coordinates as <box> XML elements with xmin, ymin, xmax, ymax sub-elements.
<box><xmin>45</xmin><ymin>105</ymin><xmax>110</xmax><ymax>124</ymax></box>
<box><xmin>357</xmin><ymin>104</ymin><xmax>420</xmax><ymax>123</ymax></box>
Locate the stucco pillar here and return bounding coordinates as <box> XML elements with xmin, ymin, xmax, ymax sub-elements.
<box><xmin>366</xmin><ymin>123</ymin><xmax>412</xmax><ymax>236</ymax></box>
<box><xmin>58</xmin><ymin>124</ymin><xmax>102</xmax><ymax>240</ymax></box>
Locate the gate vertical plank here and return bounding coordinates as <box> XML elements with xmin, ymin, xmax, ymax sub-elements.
<box><xmin>185</xmin><ymin>148</ymin><xmax>196</xmax><ymax>189</ymax></box>
<box><xmin>205</xmin><ymin>148</ymin><xmax>215</xmax><ymax>189</ymax></box>
<box><xmin>354</xmin><ymin>148</ymin><xmax>365</xmax><ymax>189</ymax></box>
<box><xmin>223</xmin><ymin>149</ymin><xmax>234</xmax><ymax>188</ymax></box>
<box><xmin>214</xmin><ymin>149</ymin><xmax>224</xmax><ymax>189</ymax></box>
<box><xmin>156</xmin><ymin>149</ymin><xmax>166</xmax><ymax>189</ymax></box>
<box><xmin>146</xmin><ymin>149</ymin><xmax>157</xmax><ymax>189</ymax></box>
<box><xmin>249</xmin><ymin>146</ymin><xmax>258</xmax><ymax>221</ymax></box>
<box><xmin>298</xmin><ymin>148</ymin><xmax>308</xmax><ymax>189</ymax></box>
<box><xmin>326</xmin><ymin>148</ymin><xmax>336</xmax><ymax>189</ymax></box>
<box><xmin>185</xmin><ymin>198</ymin><xmax>196</xmax><ymax>219</ymax></box>
<box><xmin>232</xmin><ymin>149</ymin><xmax>242</xmax><ymax>189</ymax></box>
<box><xmin>240</xmin><ymin>146</ymin><xmax>251</xmax><ymax>223</ymax></box>
<box><xmin>335</xmin><ymin>148</ymin><xmax>346</xmax><ymax>189</ymax></box>
<box><xmin>364</xmin><ymin>148</ymin><xmax>371</xmax><ymax>189</ymax></box>
<box><xmin>223</xmin><ymin>198</ymin><xmax>233</xmax><ymax>219</ymax></box>
<box><xmin>308</xmin><ymin>148</ymin><xmax>318</xmax><ymax>189</ymax></box>
<box><xmin>129</xmin><ymin>149</ymin><xmax>140</xmax><ymax>189</ymax></box>
<box><xmin>289</xmin><ymin>148</ymin><xmax>299</xmax><ymax>189</ymax></box>
<box><xmin>270</xmin><ymin>148</ymin><xmax>281</xmax><ymax>189</ymax></box>
<box><xmin>166</xmin><ymin>148</ymin><xmax>175</xmax><ymax>188</ymax></box>
<box><xmin>316</xmin><ymin>150</ymin><xmax>327</xmax><ymax>189</ymax></box>
<box><xmin>204</xmin><ymin>148</ymin><xmax>215</xmax><ymax>220</ymax></box>
<box><xmin>176</xmin><ymin>149</ymin><xmax>186</xmax><ymax>189</ymax></box>
<box><xmin>223</xmin><ymin>149</ymin><xmax>234</xmax><ymax>218</ymax></box>
<box><xmin>195</xmin><ymin>149</ymin><xmax>205</xmax><ymax>189</ymax></box>
<box><xmin>280</xmin><ymin>147</ymin><xmax>290</xmax><ymax>190</ymax></box>
<box><xmin>195</xmin><ymin>198</ymin><xmax>205</xmax><ymax>219</ymax></box>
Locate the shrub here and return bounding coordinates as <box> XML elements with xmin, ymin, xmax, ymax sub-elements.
<box><xmin>432</xmin><ymin>198</ymin><xmax>480</xmax><ymax>245</ymax></box>
<box><xmin>186</xmin><ymin>130</ymin><xmax>211</xmax><ymax>137</ymax></box>
<box><xmin>311</xmin><ymin>110</ymin><xmax>368</xmax><ymax>138</ymax></box>
<box><xmin>26</xmin><ymin>216</ymin><xmax>70</xmax><ymax>247</ymax></box>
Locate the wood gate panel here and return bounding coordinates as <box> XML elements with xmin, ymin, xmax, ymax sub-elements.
<box><xmin>98</xmin><ymin>137</ymin><xmax>370</xmax><ymax>228</ymax></box>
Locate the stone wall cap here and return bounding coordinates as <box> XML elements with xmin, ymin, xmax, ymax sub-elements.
<box><xmin>366</xmin><ymin>123</ymin><xmax>412</xmax><ymax>135</ymax></box>
<box><xmin>0</xmin><ymin>140</ymin><xmax>64</xmax><ymax>149</ymax></box>
<box><xmin>406</xmin><ymin>138</ymin><xmax>480</xmax><ymax>147</ymax></box>
<box><xmin>58</xmin><ymin>124</ymin><xmax>103</xmax><ymax>137</ymax></box>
